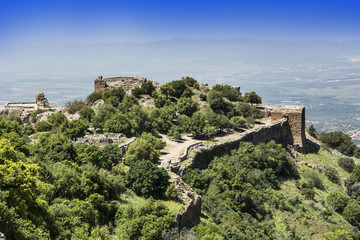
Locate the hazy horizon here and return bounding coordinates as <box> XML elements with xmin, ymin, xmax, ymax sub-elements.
<box><xmin>0</xmin><ymin>0</ymin><xmax>359</xmax><ymax>138</ymax></box>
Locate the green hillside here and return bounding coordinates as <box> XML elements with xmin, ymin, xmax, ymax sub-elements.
<box><xmin>0</xmin><ymin>77</ymin><xmax>360</xmax><ymax>239</ymax></box>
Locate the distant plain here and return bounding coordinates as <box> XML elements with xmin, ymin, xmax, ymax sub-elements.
<box><xmin>0</xmin><ymin>39</ymin><xmax>359</xmax><ymax>143</ymax></box>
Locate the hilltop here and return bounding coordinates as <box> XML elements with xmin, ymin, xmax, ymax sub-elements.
<box><xmin>0</xmin><ymin>76</ymin><xmax>360</xmax><ymax>239</ymax></box>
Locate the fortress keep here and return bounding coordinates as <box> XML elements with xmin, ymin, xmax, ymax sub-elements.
<box><xmin>94</xmin><ymin>76</ymin><xmax>160</xmax><ymax>93</ymax></box>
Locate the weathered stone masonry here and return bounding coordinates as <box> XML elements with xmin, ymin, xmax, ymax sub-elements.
<box><xmin>94</xmin><ymin>76</ymin><xmax>160</xmax><ymax>93</ymax></box>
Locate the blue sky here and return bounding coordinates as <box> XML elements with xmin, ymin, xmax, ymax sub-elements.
<box><xmin>1</xmin><ymin>0</ymin><xmax>360</xmax><ymax>46</ymax></box>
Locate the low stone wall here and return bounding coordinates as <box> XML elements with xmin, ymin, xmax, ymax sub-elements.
<box><xmin>178</xmin><ymin>142</ymin><xmax>205</xmax><ymax>162</ymax></box>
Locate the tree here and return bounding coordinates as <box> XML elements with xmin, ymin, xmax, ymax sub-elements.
<box><xmin>320</xmin><ymin>131</ymin><xmax>356</xmax><ymax>156</ymax></box>
<box><xmin>141</xmin><ymin>81</ymin><xmax>156</xmax><ymax>95</ymax></box>
<box><xmin>243</xmin><ymin>91</ymin><xmax>262</xmax><ymax>104</ymax></box>
<box><xmin>182</xmin><ymin>76</ymin><xmax>198</xmax><ymax>87</ymax></box>
<box><xmin>48</xmin><ymin>112</ymin><xmax>68</xmax><ymax>127</ymax></box>
<box><xmin>354</xmin><ymin>148</ymin><xmax>360</xmax><ymax>158</ymax></box>
<box><xmin>102</xmin><ymin>87</ymin><xmax>125</xmax><ymax>103</ymax></box>
<box><xmin>308</xmin><ymin>124</ymin><xmax>318</xmax><ymax>138</ymax></box>
<box><xmin>115</xmin><ymin>199</ymin><xmax>176</xmax><ymax>239</ymax></box>
<box><xmin>131</xmin><ymin>86</ymin><xmax>143</xmax><ymax>98</ymax></box>
<box><xmin>182</xmin><ymin>112</ymin><xmax>206</xmax><ymax>137</ymax></box>
<box><xmin>160</xmin><ymin>83</ymin><xmax>175</xmax><ymax>98</ymax></box>
<box><xmin>64</xmin><ymin>119</ymin><xmax>89</xmax><ymax>140</ymax></box>
<box><xmin>231</xmin><ymin>116</ymin><xmax>247</xmax><ymax>129</ymax></box>
<box><xmin>126</xmin><ymin>160</ymin><xmax>169</xmax><ymax>198</ymax></box>
<box><xmin>176</xmin><ymin>97</ymin><xmax>199</xmax><ymax>117</ymax></box>
<box><xmin>151</xmin><ymin>106</ymin><xmax>176</xmax><ymax>132</ymax></box>
<box><xmin>324</xmin><ymin>167</ymin><xmax>340</xmax><ymax>184</ymax></box>
<box><xmin>79</xmin><ymin>107</ymin><xmax>95</xmax><ymax>122</ymax></box>
<box><xmin>34</xmin><ymin>120</ymin><xmax>54</xmax><ymax>132</ymax></box>
<box><xmin>66</xmin><ymin>100</ymin><xmax>86</xmax><ymax>114</ymax></box>
<box><xmin>125</xmin><ymin>138</ymin><xmax>160</xmax><ymax>165</ymax></box>
<box><xmin>204</xmin><ymin>112</ymin><xmax>232</xmax><ymax>130</ymax></box>
<box><xmin>343</xmin><ymin>200</ymin><xmax>360</xmax><ymax>227</ymax></box>
<box><xmin>212</xmin><ymin>84</ymin><xmax>242</xmax><ymax>101</ymax></box>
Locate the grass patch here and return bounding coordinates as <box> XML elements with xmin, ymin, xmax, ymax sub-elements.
<box><xmin>161</xmin><ymin>200</ymin><xmax>184</xmax><ymax>214</ymax></box>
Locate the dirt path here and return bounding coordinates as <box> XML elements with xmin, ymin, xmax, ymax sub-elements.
<box><xmin>159</xmin><ymin>118</ymin><xmax>273</xmax><ymax>165</ymax></box>
<box><xmin>160</xmin><ymin>134</ymin><xmax>199</xmax><ymax>164</ymax></box>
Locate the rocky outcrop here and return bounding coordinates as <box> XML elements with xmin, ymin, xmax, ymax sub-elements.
<box><xmin>94</xmin><ymin>76</ymin><xmax>160</xmax><ymax>93</ymax></box>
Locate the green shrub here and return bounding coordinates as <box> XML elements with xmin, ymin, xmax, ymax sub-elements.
<box><xmin>354</xmin><ymin>148</ymin><xmax>360</xmax><ymax>158</ymax></box>
<box><xmin>86</xmin><ymin>91</ymin><xmax>103</xmax><ymax>104</ymax></box>
<box><xmin>79</xmin><ymin>107</ymin><xmax>95</xmax><ymax>122</ymax></box>
<box><xmin>125</xmin><ymin>137</ymin><xmax>160</xmax><ymax>165</ymax></box>
<box><xmin>48</xmin><ymin>112</ymin><xmax>68</xmax><ymax>127</ymax></box>
<box><xmin>66</xmin><ymin>99</ymin><xmax>86</xmax><ymax>114</ymax></box>
<box><xmin>231</xmin><ymin>116</ymin><xmax>247</xmax><ymax>129</ymax></box>
<box><xmin>326</xmin><ymin>191</ymin><xmax>349</xmax><ymax>213</ymax></box>
<box><xmin>182</xmin><ymin>76</ymin><xmax>198</xmax><ymax>87</ymax></box>
<box><xmin>324</xmin><ymin>167</ymin><xmax>340</xmax><ymax>184</ymax></box>
<box><xmin>302</xmin><ymin>169</ymin><xmax>323</xmax><ymax>189</ymax></box>
<box><xmin>320</xmin><ymin>131</ymin><xmax>356</xmax><ymax>157</ymax></box>
<box><xmin>131</xmin><ymin>86</ymin><xmax>143</xmax><ymax>98</ymax></box>
<box><xmin>343</xmin><ymin>200</ymin><xmax>360</xmax><ymax>227</ymax></box>
<box><xmin>34</xmin><ymin>121</ymin><xmax>53</xmax><ymax>132</ymax></box>
<box><xmin>176</xmin><ymin>97</ymin><xmax>199</xmax><ymax>117</ymax></box>
<box><xmin>199</xmin><ymin>93</ymin><xmax>207</xmax><ymax>101</ymax></box>
<box><xmin>301</xmin><ymin>187</ymin><xmax>315</xmax><ymax>200</ymax></box>
<box><xmin>141</xmin><ymin>81</ymin><xmax>156</xmax><ymax>94</ymax></box>
<box><xmin>212</xmin><ymin>84</ymin><xmax>242</xmax><ymax>101</ymax></box>
<box><xmin>338</xmin><ymin>157</ymin><xmax>355</xmax><ymax>173</ymax></box>
<box><xmin>308</xmin><ymin>124</ymin><xmax>318</xmax><ymax>138</ymax></box>
<box><xmin>322</xmin><ymin>229</ymin><xmax>355</xmax><ymax>240</ymax></box>
<box><xmin>165</xmin><ymin>183</ymin><xmax>179</xmax><ymax>200</ymax></box>
<box><xmin>181</xmin><ymin>88</ymin><xmax>194</xmax><ymax>98</ymax></box>
<box><xmin>243</xmin><ymin>91</ymin><xmax>262</xmax><ymax>104</ymax></box>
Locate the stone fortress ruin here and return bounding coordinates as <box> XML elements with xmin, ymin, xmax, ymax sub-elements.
<box><xmin>0</xmin><ymin>92</ymin><xmax>53</xmax><ymax>124</ymax></box>
<box><xmin>94</xmin><ymin>75</ymin><xmax>160</xmax><ymax>93</ymax></box>
<box><xmin>0</xmin><ymin>75</ymin><xmax>307</xmax><ymax>229</ymax></box>
<box><xmin>94</xmin><ymin>75</ymin><xmax>306</xmax><ymax>152</ymax></box>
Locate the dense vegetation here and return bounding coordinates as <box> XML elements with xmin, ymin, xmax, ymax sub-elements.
<box><xmin>1</xmin><ymin>76</ymin><xmax>359</xmax><ymax>239</ymax></box>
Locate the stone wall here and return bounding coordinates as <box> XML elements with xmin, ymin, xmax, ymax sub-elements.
<box><xmin>0</xmin><ymin>93</ymin><xmax>53</xmax><ymax>124</ymax></box>
<box><xmin>259</xmin><ymin>105</ymin><xmax>306</xmax><ymax>152</ymax></box>
<box><xmin>94</xmin><ymin>76</ymin><xmax>160</xmax><ymax>93</ymax></box>
<box><xmin>179</xmin><ymin>118</ymin><xmax>289</xmax><ymax>172</ymax></box>
<box><xmin>173</xmin><ymin>117</ymin><xmax>305</xmax><ymax>228</ymax></box>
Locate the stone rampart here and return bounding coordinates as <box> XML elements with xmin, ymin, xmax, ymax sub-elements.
<box><xmin>94</xmin><ymin>76</ymin><xmax>160</xmax><ymax>93</ymax></box>
<box><xmin>178</xmin><ymin>118</ymin><xmax>289</xmax><ymax>173</ymax></box>
<box><xmin>173</xmin><ymin>118</ymin><xmax>303</xmax><ymax>228</ymax></box>
<box><xmin>259</xmin><ymin>105</ymin><xmax>306</xmax><ymax>152</ymax></box>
